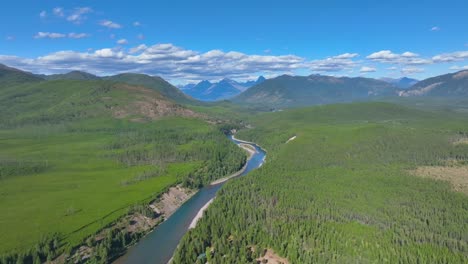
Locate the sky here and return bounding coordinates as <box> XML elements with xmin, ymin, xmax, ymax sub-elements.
<box><xmin>1</xmin><ymin>0</ymin><xmax>467</xmax><ymax>84</ymax></box>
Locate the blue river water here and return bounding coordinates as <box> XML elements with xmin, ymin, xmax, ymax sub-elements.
<box><xmin>114</xmin><ymin>135</ymin><xmax>266</xmax><ymax>264</ymax></box>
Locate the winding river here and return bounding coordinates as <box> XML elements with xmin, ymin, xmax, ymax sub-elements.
<box><xmin>114</xmin><ymin>135</ymin><xmax>266</xmax><ymax>264</ymax></box>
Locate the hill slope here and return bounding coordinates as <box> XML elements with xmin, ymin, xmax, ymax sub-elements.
<box><xmin>399</xmin><ymin>70</ymin><xmax>468</xmax><ymax>97</ymax></box>
<box><xmin>233</xmin><ymin>74</ymin><xmax>398</xmax><ymax>108</ymax></box>
<box><xmin>44</xmin><ymin>71</ymin><xmax>100</xmax><ymax>81</ymax></box>
<box><xmin>0</xmin><ymin>79</ymin><xmax>197</xmax><ymax>127</ymax></box>
<box><xmin>0</xmin><ymin>64</ymin><xmax>43</xmax><ymax>87</ymax></box>
<box><xmin>104</xmin><ymin>73</ymin><xmax>196</xmax><ymax>104</ymax></box>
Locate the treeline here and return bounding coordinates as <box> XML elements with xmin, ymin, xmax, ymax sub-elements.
<box><xmin>0</xmin><ymin>234</ymin><xmax>60</xmax><ymax>264</ymax></box>
<box><xmin>172</xmin><ymin>103</ymin><xmax>468</xmax><ymax>263</ymax></box>
<box><xmin>105</xmin><ymin>123</ymin><xmax>246</xmax><ymax>187</ymax></box>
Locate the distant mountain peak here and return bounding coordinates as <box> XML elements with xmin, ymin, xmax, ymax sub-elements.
<box><xmin>380</xmin><ymin>76</ymin><xmax>419</xmax><ymax>89</ymax></box>
<box><xmin>181</xmin><ymin>76</ymin><xmax>266</xmax><ymax>101</ymax></box>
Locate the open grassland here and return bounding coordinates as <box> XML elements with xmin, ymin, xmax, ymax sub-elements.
<box><xmin>173</xmin><ymin>102</ymin><xmax>468</xmax><ymax>263</ymax></box>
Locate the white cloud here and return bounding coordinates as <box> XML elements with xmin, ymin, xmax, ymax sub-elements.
<box><xmin>53</xmin><ymin>7</ymin><xmax>64</xmax><ymax>17</ymax></box>
<box><xmin>360</xmin><ymin>66</ymin><xmax>376</xmax><ymax>73</ymax></box>
<box><xmin>129</xmin><ymin>44</ymin><xmax>148</xmax><ymax>54</ymax></box>
<box><xmin>401</xmin><ymin>52</ymin><xmax>418</xmax><ymax>57</ymax></box>
<box><xmin>68</xmin><ymin>33</ymin><xmax>90</xmax><ymax>39</ymax></box>
<box><xmin>67</xmin><ymin>7</ymin><xmax>93</xmax><ymax>24</ymax></box>
<box><xmin>367</xmin><ymin>50</ymin><xmax>431</xmax><ymax>65</ymax></box>
<box><xmin>39</xmin><ymin>11</ymin><xmax>47</xmax><ymax>18</ymax></box>
<box><xmin>133</xmin><ymin>21</ymin><xmax>141</xmax><ymax>27</ymax></box>
<box><xmin>401</xmin><ymin>67</ymin><xmax>424</xmax><ymax>75</ymax></box>
<box><xmin>387</xmin><ymin>66</ymin><xmax>398</xmax><ymax>70</ymax></box>
<box><xmin>431</xmin><ymin>26</ymin><xmax>441</xmax><ymax>31</ymax></box>
<box><xmin>334</xmin><ymin>53</ymin><xmax>359</xmax><ymax>59</ymax></box>
<box><xmin>34</xmin><ymin>32</ymin><xmax>90</xmax><ymax>39</ymax></box>
<box><xmin>100</xmin><ymin>20</ymin><xmax>122</xmax><ymax>29</ymax></box>
<box><xmin>117</xmin><ymin>39</ymin><xmax>128</xmax><ymax>45</ymax></box>
<box><xmin>309</xmin><ymin>53</ymin><xmax>359</xmax><ymax>72</ymax></box>
<box><xmin>0</xmin><ymin>43</ymin><xmax>306</xmax><ymax>81</ymax></box>
<box><xmin>449</xmin><ymin>65</ymin><xmax>468</xmax><ymax>71</ymax></box>
<box><xmin>94</xmin><ymin>48</ymin><xmax>124</xmax><ymax>58</ymax></box>
<box><xmin>34</xmin><ymin>32</ymin><xmax>66</xmax><ymax>39</ymax></box>
<box><xmin>432</xmin><ymin>51</ymin><xmax>468</xmax><ymax>63</ymax></box>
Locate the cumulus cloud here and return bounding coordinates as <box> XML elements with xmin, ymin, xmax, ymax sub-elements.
<box><xmin>449</xmin><ymin>65</ymin><xmax>468</xmax><ymax>71</ymax></box>
<box><xmin>360</xmin><ymin>66</ymin><xmax>376</xmax><ymax>73</ymax></box>
<box><xmin>68</xmin><ymin>33</ymin><xmax>90</xmax><ymax>39</ymax></box>
<box><xmin>401</xmin><ymin>67</ymin><xmax>424</xmax><ymax>75</ymax></box>
<box><xmin>0</xmin><ymin>43</ymin><xmax>307</xmax><ymax>81</ymax></box>
<box><xmin>309</xmin><ymin>53</ymin><xmax>359</xmax><ymax>72</ymax></box>
<box><xmin>432</xmin><ymin>51</ymin><xmax>468</xmax><ymax>63</ymax></box>
<box><xmin>34</xmin><ymin>32</ymin><xmax>66</xmax><ymax>39</ymax></box>
<box><xmin>100</xmin><ymin>20</ymin><xmax>122</xmax><ymax>29</ymax></box>
<box><xmin>67</xmin><ymin>7</ymin><xmax>93</xmax><ymax>24</ymax></box>
<box><xmin>53</xmin><ymin>7</ymin><xmax>64</xmax><ymax>17</ymax></box>
<box><xmin>431</xmin><ymin>26</ymin><xmax>441</xmax><ymax>31</ymax></box>
<box><xmin>129</xmin><ymin>44</ymin><xmax>148</xmax><ymax>54</ymax></box>
<box><xmin>367</xmin><ymin>50</ymin><xmax>431</xmax><ymax>65</ymax></box>
<box><xmin>34</xmin><ymin>32</ymin><xmax>90</xmax><ymax>39</ymax></box>
<box><xmin>117</xmin><ymin>39</ymin><xmax>128</xmax><ymax>45</ymax></box>
<box><xmin>39</xmin><ymin>11</ymin><xmax>47</xmax><ymax>18</ymax></box>
<box><xmin>334</xmin><ymin>53</ymin><xmax>359</xmax><ymax>59</ymax></box>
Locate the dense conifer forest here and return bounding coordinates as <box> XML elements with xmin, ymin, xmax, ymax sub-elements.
<box><xmin>172</xmin><ymin>102</ymin><xmax>468</xmax><ymax>263</ymax></box>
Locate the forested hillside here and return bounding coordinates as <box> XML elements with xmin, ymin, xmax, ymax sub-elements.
<box><xmin>173</xmin><ymin>102</ymin><xmax>468</xmax><ymax>263</ymax></box>
<box><xmin>0</xmin><ymin>75</ymin><xmax>246</xmax><ymax>263</ymax></box>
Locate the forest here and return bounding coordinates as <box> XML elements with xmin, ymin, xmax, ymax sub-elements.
<box><xmin>172</xmin><ymin>102</ymin><xmax>468</xmax><ymax>263</ymax></box>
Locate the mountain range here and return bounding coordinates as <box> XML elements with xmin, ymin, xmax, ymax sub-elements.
<box><xmin>180</xmin><ymin>76</ymin><xmax>265</xmax><ymax>101</ymax></box>
<box><xmin>232</xmin><ymin>74</ymin><xmax>399</xmax><ymax>108</ymax></box>
<box><xmin>3</xmin><ymin>63</ymin><xmax>468</xmax><ymax>110</ymax></box>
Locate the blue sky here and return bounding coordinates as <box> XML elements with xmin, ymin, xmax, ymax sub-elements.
<box><xmin>1</xmin><ymin>0</ymin><xmax>467</xmax><ymax>83</ymax></box>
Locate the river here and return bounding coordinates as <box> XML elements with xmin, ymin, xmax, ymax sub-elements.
<box><xmin>114</xmin><ymin>135</ymin><xmax>266</xmax><ymax>264</ymax></box>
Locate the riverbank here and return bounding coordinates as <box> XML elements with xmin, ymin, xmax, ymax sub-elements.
<box><xmin>188</xmin><ymin>198</ymin><xmax>214</xmax><ymax>229</ymax></box>
<box><xmin>112</xmin><ymin>135</ymin><xmax>266</xmax><ymax>264</ymax></box>
<box><xmin>210</xmin><ymin>143</ymin><xmax>256</xmax><ymax>185</ymax></box>
<box><xmin>67</xmin><ymin>185</ymin><xmax>197</xmax><ymax>263</ymax></box>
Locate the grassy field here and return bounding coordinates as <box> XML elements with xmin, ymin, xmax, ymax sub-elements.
<box><xmin>173</xmin><ymin>102</ymin><xmax>468</xmax><ymax>263</ymax></box>
<box><xmin>0</xmin><ymin>79</ymin><xmax>246</xmax><ymax>261</ymax></box>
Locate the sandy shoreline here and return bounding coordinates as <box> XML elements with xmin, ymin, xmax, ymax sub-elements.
<box><xmin>188</xmin><ymin>198</ymin><xmax>215</xmax><ymax>229</ymax></box>
<box><xmin>210</xmin><ymin>143</ymin><xmax>256</xmax><ymax>185</ymax></box>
